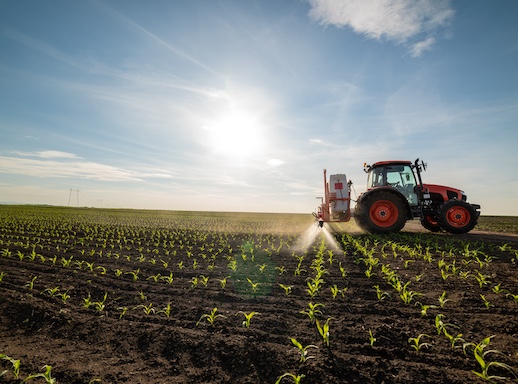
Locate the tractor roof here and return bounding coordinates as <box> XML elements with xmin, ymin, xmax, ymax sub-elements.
<box><xmin>371</xmin><ymin>160</ymin><xmax>412</xmax><ymax>167</ymax></box>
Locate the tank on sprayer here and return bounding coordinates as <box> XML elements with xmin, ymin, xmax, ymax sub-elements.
<box><xmin>314</xmin><ymin>170</ymin><xmax>351</xmax><ymax>225</ymax></box>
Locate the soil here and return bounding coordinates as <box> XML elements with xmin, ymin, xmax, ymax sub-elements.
<box><xmin>1</xmin><ymin>215</ymin><xmax>517</xmax><ymax>384</ymax></box>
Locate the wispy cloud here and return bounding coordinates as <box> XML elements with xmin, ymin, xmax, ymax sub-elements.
<box><xmin>13</xmin><ymin>150</ymin><xmax>81</xmax><ymax>159</ymax></box>
<box><xmin>0</xmin><ymin>153</ymin><xmax>143</xmax><ymax>181</ymax></box>
<box><xmin>308</xmin><ymin>0</ymin><xmax>454</xmax><ymax>56</ymax></box>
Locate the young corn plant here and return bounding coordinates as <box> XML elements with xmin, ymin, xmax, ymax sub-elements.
<box><xmin>438</xmin><ymin>291</ymin><xmax>451</xmax><ymax>308</ymax></box>
<box><xmin>300</xmin><ymin>302</ymin><xmax>324</xmax><ymax>323</ymax></box>
<box><xmin>480</xmin><ymin>294</ymin><xmax>493</xmax><ymax>309</ymax></box>
<box><xmin>134</xmin><ymin>303</ymin><xmax>155</xmax><ymax>315</ymax></box>
<box><xmin>275</xmin><ymin>372</ymin><xmax>305</xmax><ymax>384</ymax></box>
<box><xmin>443</xmin><ymin>327</ymin><xmax>464</xmax><ymax>349</ymax></box>
<box><xmin>408</xmin><ymin>334</ymin><xmax>432</xmax><ymax>353</ymax></box>
<box><xmin>196</xmin><ymin>307</ymin><xmax>226</xmax><ymax>327</ymax></box>
<box><xmin>290</xmin><ymin>338</ymin><xmax>318</xmax><ymax>363</ymax></box>
<box><xmin>23</xmin><ymin>364</ymin><xmax>57</xmax><ymax>384</ymax></box>
<box><xmin>246</xmin><ymin>278</ymin><xmax>260</xmax><ymax>293</ymax></box>
<box><xmin>218</xmin><ymin>276</ymin><xmax>229</xmax><ymax>289</ymax></box>
<box><xmin>368</xmin><ymin>329</ymin><xmax>376</xmax><ymax>346</ymax></box>
<box><xmin>0</xmin><ymin>354</ymin><xmax>20</xmax><ymax>379</ymax></box>
<box><xmin>236</xmin><ymin>311</ymin><xmax>259</xmax><ymax>328</ymax></box>
<box><xmin>25</xmin><ymin>276</ymin><xmax>37</xmax><ymax>290</ymax></box>
<box><xmin>279</xmin><ymin>284</ymin><xmax>292</xmax><ymax>295</ymax></box>
<box><xmin>415</xmin><ymin>302</ymin><xmax>436</xmax><ymax>317</ymax></box>
<box><xmin>315</xmin><ymin>317</ymin><xmax>331</xmax><ymax>347</ymax></box>
<box><xmin>373</xmin><ymin>285</ymin><xmax>390</xmax><ymax>301</ymax></box>
<box><xmin>330</xmin><ymin>285</ymin><xmax>347</xmax><ymax>299</ymax></box>
<box><xmin>157</xmin><ymin>303</ymin><xmax>172</xmax><ymax>318</ymax></box>
<box><xmin>463</xmin><ymin>336</ymin><xmax>517</xmax><ymax>382</ymax></box>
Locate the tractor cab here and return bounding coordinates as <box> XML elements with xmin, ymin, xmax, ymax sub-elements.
<box><xmin>365</xmin><ymin>161</ymin><xmax>419</xmax><ymax>206</ymax></box>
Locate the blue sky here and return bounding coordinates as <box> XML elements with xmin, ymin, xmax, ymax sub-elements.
<box><xmin>1</xmin><ymin>0</ymin><xmax>517</xmax><ymax>215</ymax></box>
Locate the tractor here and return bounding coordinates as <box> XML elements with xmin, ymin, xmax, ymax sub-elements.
<box><xmin>313</xmin><ymin>158</ymin><xmax>480</xmax><ymax>234</ymax></box>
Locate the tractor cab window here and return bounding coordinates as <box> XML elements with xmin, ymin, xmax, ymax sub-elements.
<box><xmin>368</xmin><ymin>165</ymin><xmax>418</xmax><ymax>205</ymax></box>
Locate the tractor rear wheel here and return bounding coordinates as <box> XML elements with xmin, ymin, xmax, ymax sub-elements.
<box><xmin>357</xmin><ymin>191</ymin><xmax>407</xmax><ymax>234</ymax></box>
<box><xmin>420</xmin><ymin>215</ymin><xmax>441</xmax><ymax>232</ymax></box>
<box><xmin>437</xmin><ymin>200</ymin><xmax>478</xmax><ymax>234</ymax></box>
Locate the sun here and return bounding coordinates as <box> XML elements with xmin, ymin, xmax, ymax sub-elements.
<box><xmin>202</xmin><ymin>108</ymin><xmax>265</xmax><ymax>161</ymax></box>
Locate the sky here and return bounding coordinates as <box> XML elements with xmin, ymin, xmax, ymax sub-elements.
<box><xmin>0</xmin><ymin>0</ymin><xmax>517</xmax><ymax>216</ymax></box>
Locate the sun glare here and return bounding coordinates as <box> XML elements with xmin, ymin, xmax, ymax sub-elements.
<box><xmin>202</xmin><ymin>103</ymin><xmax>266</xmax><ymax>162</ymax></box>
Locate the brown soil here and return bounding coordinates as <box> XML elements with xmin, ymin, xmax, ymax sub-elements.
<box><xmin>1</xmin><ymin>217</ymin><xmax>517</xmax><ymax>384</ymax></box>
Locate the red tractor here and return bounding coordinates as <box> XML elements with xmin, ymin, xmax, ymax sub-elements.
<box><xmin>314</xmin><ymin>159</ymin><xmax>480</xmax><ymax>234</ymax></box>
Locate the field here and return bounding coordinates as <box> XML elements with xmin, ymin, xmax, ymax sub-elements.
<box><xmin>0</xmin><ymin>205</ymin><xmax>517</xmax><ymax>384</ymax></box>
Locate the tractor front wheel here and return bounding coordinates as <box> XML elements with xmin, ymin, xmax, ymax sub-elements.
<box><xmin>437</xmin><ymin>200</ymin><xmax>478</xmax><ymax>234</ymax></box>
<box><xmin>357</xmin><ymin>192</ymin><xmax>407</xmax><ymax>234</ymax></box>
<box><xmin>420</xmin><ymin>215</ymin><xmax>441</xmax><ymax>232</ymax></box>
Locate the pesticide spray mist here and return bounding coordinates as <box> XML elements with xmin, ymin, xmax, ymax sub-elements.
<box><xmin>293</xmin><ymin>222</ymin><xmax>341</xmax><ymax>253</ymax></box>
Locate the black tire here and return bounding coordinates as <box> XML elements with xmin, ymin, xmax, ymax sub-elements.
<box><xmin>420</xmin><ymin>215</ymin><xmax>442</xmax><ymax>232</ymax></box>
<box><xmin>437</xmin><ymin>200</ymin><xmax>478</xmax><ymax>234</ymax></box>
<box><xmin>356</xmin><ymin>191</ymin><xmax>407</xmax><ymax>234</ymax></box>
<box><xmin>353</xmin><ymin>201</ymin><xmax>368</xmax><ymax>230</ymax></box>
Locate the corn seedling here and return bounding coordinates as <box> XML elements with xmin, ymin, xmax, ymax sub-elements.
<box><xmin>315</xmin><ymin>317</ymin><xmax>331</xmax><ymax>347</ymax></box>
<box><xmin>0</xmin><ymin>271</ymin><xmax>5</xmax><ymax>282</ymax></box>
<box><xmin>463</xmin><ymin>336</ymin><xmax>517</xmax><ymax>382</ymax></box>
<box><xmin>306</xmin><ymin>277</ymin><xmax>324</xmax><ymax>297</ymax></box>
<box><xmin>368</xmin><ymin>329</ymin><xmax>376</xmax><ymax>346</ymax></box>
<box><xmin>506</xmin><ymin>292</ymin><xmax>518</xmax><ymax>303</ymax></box>
<box><xmin>275</xmin><ymin>372</ymin><xmax>305</xmax><ymax>384</ymax></box>
<box><xmin>0</xmin><ymin>354</ymin><xmax>20</xmax><ymax>379</ymax></box>
<box><xmin>290</xmin><ymin>338</ymin><xmax>318</xmax><ymax>362</ymax></box>
<box><xmin>147</xmin><ymin>273</ymin><xmax>162</xmax><ymax>282</ymax></box>
<box><xmin>300</xmin><ymin>302</ymin><xmax>324</xmax><ymax>323</ymax></box>
<box><xmin>236</xmin><ymin>311</ymin><xmax>259</xmax><ymax>328</ymax></box>
<box><xmin>134</xmin><ymin>303</ymin><xmax>155</xmax><ymax>315</ymax></box>
<box><xmin>408</xmin><ymin>334</ymin><xmax>432</xmax><ymax>353</ymax></box>
<box><xmin>415</xmin><ymin>302</ymin><xmax>436</xmax><ymax>317</ymax></box>
<box><xmin>198</xmin><ymin>275</ymin><xmax>209</xmax><ymax>287</ymax></box>
<box><xmin>218</xmin><ymin>276</ymin><xmax>229</xmax><ymax>289</ymax></box>
<box><xmin>438</xmin><ymin>291</ymin><xmax>451</xmax><ymax>308</ymax></box>
<box><xmin>399</xmin><ymin>284</ymin><xmax>421</xmax><ymax>305</ymax></box>
<box><xmin>23</xmin><ymin>364</ymin><xmax>57</xmax><ymax>384</ymax></box>
<box><xmin>196</xmin><ymin>307</ymin><xmax>226</xmax><ymax>326</ymax></box>
<box><xmin>25</xmin><ymin>276</ymin><xmax>37</xmax><ymax>290</ymax></box>
<box><xmin>247</xmin><ymin>278</ymin><xmax>260</xmax><ymax>293</ymax></box>
<box><xmin>83</xmin><ymin>293</ymin><xmax>92</xmax><ymax>308</ymax></box>
<box><xmin>443</xmin><ymin>327</ymin><xmax>464</xmax><ymax>349</ymax></box>
<box><xmin>279</xmin><ymin>284</ymin><xmax>292</xmax><ymax>295</ymax></box>
<box><xmin>491</xmin><ymin>283</ymin><xmax>507</xmax><ymax>295</ymax></box>
<box><xmin>480</xmin><ymin>294</ymin><xmax>493</xmax><ymax>309</ymax></box>
<box><xmin>330</xmin><ymin>285</ymin><xmax>347</xmax><ymax>299</ymax></box>
<box><xmin>94</xmin><ymin>292</ymin><xmax>108</xmax><ymax>312</ymax></box>
<box><xmin>435</xmin><ymin>314</ymin><xmax>457</xmax><ymax>335</ymax></box>
<box><xmin>117</xmin><ymin>306</ymin><xmax>129</xmax><ymax>319</ymax></box>
<box><xmin>276</xmin><ymin>266</ymin><xmax>286</xmax><ymax>275</ymax></box>
<box><xmin>373</xmin><ymin>285</ymin><xmax>390</xmax><ymax>301</ymax></box>
<box><xmin>126</xmin><ymin>268</ymin><xmax>140</xmax><ymax>281</ymax></box>
<box><xmin>161</xmin><ymin>272</ymin><xmax>174</xmax><ymax>285</ymax></box>
<box><xmin>474</xmin><ymin>271</ymin><xmax>491</xmax><ymax>288</ymax></box>
<box><xmin>42</xmin><ymin>286</ymin><xmax>60</xmax><ymax>297</ymax></box>
<box><xmin>158</xmin><ymin>303</ymin><xmax>172</xmax><ymax>318</ymax></box>
<box><xmin>59</xmin><ymin>290</ymin><xmax>70</xmax><ymax>304</ymax></box>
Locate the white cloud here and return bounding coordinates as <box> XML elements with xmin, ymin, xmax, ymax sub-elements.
<box><xmin>268</xmin><ymin>159</ymin><xmax>284</xmax><ymax>167</ymax></box>
<box><xmin>0</xmin><ymin>155</ymin><xmax>141</xmax><ymax>182</ymax></box>
<box><xmin>308</xmin><ymin>0</ymin><xmax>454</xmax><ymax>55</ymax></box>
<box><xmin>409</xmin><ymin>37</ymin><xmax>436</xmax><ymax>57</ymax></box>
